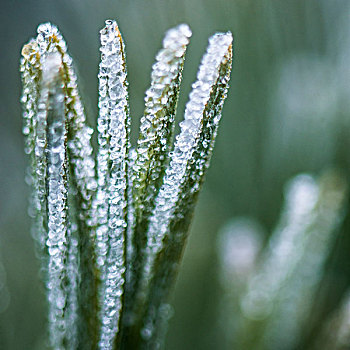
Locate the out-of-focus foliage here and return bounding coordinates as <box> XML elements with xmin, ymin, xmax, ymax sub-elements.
<box><xmin>2</xmin><ymin>0</ymin><xmax>350</xmax><ymax>349</ymax></box>
<box><xmin>217</xmin><ymin>170</ymin><xmax>348</xmax><ymax>350</ymax></box>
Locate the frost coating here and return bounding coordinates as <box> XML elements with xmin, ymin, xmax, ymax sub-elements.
<box><xmin>125</xmin><ymin>149</ymin><xmax>136</xmax><ymax>285</ymax></box>
<box><xmin>94</xmin><ymin>20</ymin><xmax>130</xmax><ymax>349</ymax></box>
<box><xmin>65</xmin><ymin>227</ymin><xmax>79</xmax><ymax>350</ymax></box>
<box><xmin>148</xmin><ymin>32</ymin><xmax>232</xmax><ymax>257</ymax></box>
<box><xmin>42</xmin><ymin>53</ymin><xmax>70</xmax><ymax>349</ymax></box>
<box><xmin>20</xmin><ymin>40</ymin><xmax>47</xmax><ymax>257</ymax></box>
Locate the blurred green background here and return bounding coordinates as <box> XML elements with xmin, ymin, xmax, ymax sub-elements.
<box><xmin>1</xmin><ymin>0</ymin><xmax>350</xmax><ymax>349</ymax></box>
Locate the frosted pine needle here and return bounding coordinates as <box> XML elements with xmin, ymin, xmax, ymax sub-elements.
<box><xmin>36</xmin><ymin>23</ymin><xmax>99</xmax><ymax>348</ymax></box>
<box><xmin>94</xmin><ymin>19</ymin><xmax>130</xmax><ymax>349</ymax></box>
<box><xmin>147</xmin><ymin>32</ymin><xmax>232</xmax><ymax>266</ymax></box>
<box><xmin>20</xmin><ymin>19</ymin><xmax>233</xmax><ymax>350</ymax></box>
<box><xmin>129</xmin><ymin>24</ymin><xmax>192</xmax><ymax>307</ymax></box>
<box><xmin>21</xmin><ymin>42</ymin><xmax>73</xmax><ymax>347</ymax></box>
<box><xmin>133</xmin><ymin>24</ymin><xmax>192</xmax><ymax>211</ymax></box>
<box><xmin>139</xmin><ymin>31</ymin><xmax>233</xmax><ymax>347</ymax></box>
<box><xmin>21</xmin><ymin>23</ymin><xmax>99</xmax><ymax>348</ymax></box>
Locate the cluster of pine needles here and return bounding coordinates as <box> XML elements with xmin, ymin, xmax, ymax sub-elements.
<box><xmin>20</xmin><ymin>19</ymin><xmax>232</xmax><ymax>349</ymax></box>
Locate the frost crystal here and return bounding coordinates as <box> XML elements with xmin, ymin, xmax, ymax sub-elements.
<box><xmin>21</xmin><ymin>19</ymin><xmax>233</xmax><ymax>350</ymax></box>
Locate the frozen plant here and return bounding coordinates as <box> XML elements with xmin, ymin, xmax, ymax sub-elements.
<box><xmin>20</xmin><ymin>19</ymin><xmax>233</xmax><ymax>349</ymax></box>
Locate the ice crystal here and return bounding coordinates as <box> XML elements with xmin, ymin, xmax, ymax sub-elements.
<box><xmin>20</xmin><ymin>19</ymin><xmax>233</xmax><ymax>350</ymax></box>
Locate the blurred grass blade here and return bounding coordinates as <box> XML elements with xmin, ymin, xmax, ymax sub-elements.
<box><xmin>139</xmin><ymin>31</ymin><xmax>233</xmax><ymax>348</ymax></box>
<box><xmin>93</xmin><ymin>19</ymin><xmax>130</xmax><ymax>348</ymax></box>
<box><xmin>240</xmin><ymin>171</ymin><xmax>347</xmax><ymax>350</ymax></box>
<box><xmin>216</xmin><ymin>218</ymin><xmax>263</xmax><ymax>349</ymax></box>
<box><xmin>127</xmin><ymin>23</ymin><xmax>192</xmax><ymax>319</ymax></box>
